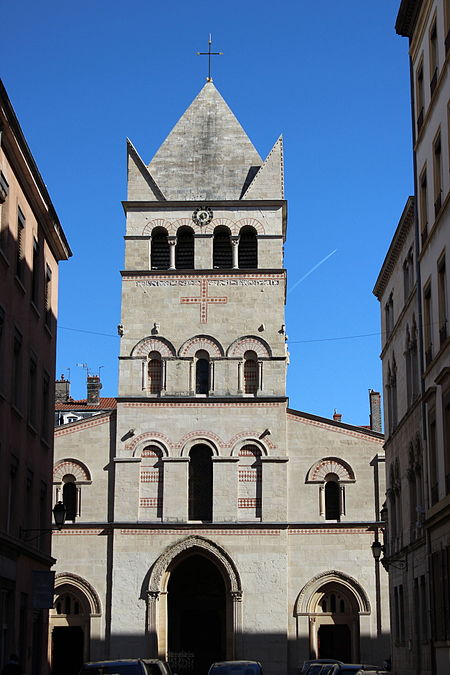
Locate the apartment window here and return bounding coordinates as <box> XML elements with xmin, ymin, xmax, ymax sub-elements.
<box><xmin>416</xmin><ymin>61</ymin><xmax>425</xmax><ymax>131</ymax></box>
<box><xmin>38</xmin><ymin>482</ymin><xmax>48</xmax><ymax>552</ymax></box>
<box><xmin>446</xmin><ymin>0</ymin><xmax>450</xmax><ymax>54</ymax></box>
<box><xmin>12</xmin><ymin>330</ymin><xmax>23</xmax><ymax>411</ymax></box>
<box><xmin>27</xmin><ymin>353</ymin><xmax>37</xmax><ymax>429</ymax></box>
<box><xmin>430</xmin><ymin>20</ymin><xmax>438</xmax><ymax>96</ymax></box>
<box><xmin>41</xmin><ymin>371</ymin><xmax>50</xmax><ymax>442</ymax></box>
<box><xmin>16</xmin><ymin>208</ymin><xmax>25</xmax><ymax>282</ymax></box>
<box><xmin>443</xmin><ymin>395</ymin><xmax>450</xmax><ymax>495</ymax></box>
<box><xmin>44</xmin><ymin>264</ymin><xmax>52</xmax><ymax>330</ymax></box>
<box><xmin>420</xmin><ymin>576</ymin><xmax>428</xmax><ymax>639</ymax></box>
<box><xmin>420</xmin><ymin>167</ymin><xmax>428</xmax><ymax>245</ymax></box>
<box><xmin>433</xmin><ymin>132</ymin><xmax>442</xmax><ymax>217</ymax></box>
<box><xmin>424</xmin><ymin>283</ymin><xmax>433</xmax><ymax>366</ymax></box>
<box><xmin>438</xmin><ymin>255</ymin><xmax>447</xmax><ymax>345</ymax></box>
<box><xmin>429</xmin><ymin>415</ymin><xmax>438</xmax><ymax>505</ymax></box>
<box><xmin>0</xmin><ymin>306</ymin><xmax>5</xmax><ymax>395</ymax></box>
<box><xmin>7</xmin><ymin>457</ymin><xmax>18</xmax><ymax>535</ymax></box>
<box><xmin>0</xmin><ymin>170</ymin><xmax>9</xmax><ymax>254</ymax></box>
<box><xmin>403</xmin><ymin>247</ymin><xmax>414</xmax><ymax>301</ymax></box>
<box><xmin>385</xmin><ymin>293</ymin><xmax>394</xmax><ymax>339</ymax></box>
<box><xmin>31</xmin><ymin>239</ymin><xmax>40</xmax><ymax>308</ymax></box>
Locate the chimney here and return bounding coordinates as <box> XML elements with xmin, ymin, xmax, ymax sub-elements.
<box><xmin>369</xmin><ymin>390</ymin><xmax>382</xmax><ymax>432</ymax></box>
<box><xmin>55</xmin><ymin>374</ymin><xmax>70</xmax><ymax>402</ymax></box>
<box><xmin>87</xmin><ymin>375</ymin><xmax>102</xmax><ymax>406</ymax></box>
<box><xmin>333</xmin><ymin>409</ymin><xmax>342</xmax><ymax>423</ymax></box>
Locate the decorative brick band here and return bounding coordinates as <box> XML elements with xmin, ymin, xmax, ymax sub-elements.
<box><xmin>119</xmin><ymin>529</ymin><xmax>280</xmax><ymax>536</ymax></box>
<box><xmin>288</xmin><ymin>528</ymin><xmax>370</xmax><ymax>535</ymax></box>
<box><xmin>238</xmin><ymin>498</ymin><xmax>262</xmax><ymax>508</ymax></box>
<box><xmin>140</xmin><ymin>498</ymin><xmax>162</xmax><ymax>508</ymax></box>
<box><xmin>238</xmin><ymin>470</ymin><xmax>258</xmax><ymax>482</ymax></box>
<box><xmin>124</xmin><ymin>401</ymin><xmax>283</xmax><ymax>409</ymax></box>
<box><xmin>52</xmin><ymin>529</ymin><xmax>104</xmax><ymax>536</ymax></box>
<box><xmin>55</xmin><ymin>415</ymin><xmax>110</xmax><ymax>437</ymax></box>
<box><xmin>287</xmin><ymin>412</ymin><xmax>384</xmax><ymax>443</ymax></box>
<box><xmin>140</xmin><ymin>471</ymin><xmax>160</xmax><ymax>483</ymax></box>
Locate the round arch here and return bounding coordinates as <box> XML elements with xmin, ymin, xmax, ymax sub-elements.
<box><xmin>53</xmin><ymin>460</ymin><xmax>91</xmax><ymax>484</ymax></box>
<box><xmin>131</xmin><ymin>336</ymin><xmax>176</xmax><ymax>358</ymax></box>
<box><xmin>145</xmin><ymin>537</ymin><xmax>243</xmax><ymax>661</ymax></box>
<box><xmin>179</xmin><ymin>435</ymin><xmax>222</xmax><ymax>457</ymax></box>
<box><xmin>294</xmin><ymin>570</ymin><xmax>371</xmax><ymax>616</ymax></box>
<box><xmin>306</xmin><ymin>457</ymin><xmax>356</xmax><ymax>483</ymax></box>
<box><xmin>227</xmin><ymin>336</ymin><xmax>272</xmax><ymax>359</ymax></box>
<box><xmin>179</xmin><ymin>335</ymin><xmax>224</xmax><ymax>358</ymax></box>
<box><xmin>125</xmin><ymin>432</ymin><xmax>172</xmax><ymax>457</ymax></box>
<box><xmin>54</xmin><ymin>572</ymin><xmax>102</xmax><ymax>616</ymax></box>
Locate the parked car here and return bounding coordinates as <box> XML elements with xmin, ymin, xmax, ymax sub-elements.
<box><xmin>80</xmin><ymin>659</ymin><xmax>172</xmax><ymax>675</ymax></box>
<box><xmin>301</xmin><ymin>662</ymin><xmax>388</xmax><ymax>675</ymax></box>
<box><xmin>208</xmin><ymin>661</ymin><xmax>263</xmax><ymax>675</ymax></box>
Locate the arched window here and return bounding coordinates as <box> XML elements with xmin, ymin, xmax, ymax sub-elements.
<box><xmin>148</xmin><ymin>351</ymin><xmax>163</xmax><ymax>394</ymax></box>
<box><xmin>243</xmin><ymin>350</ymin><xmax>258</xmax><ymax>394</ymax></box>
<box><xmin>324</xmin><ymin>473</ymin><xmax>340</xmax><ymax>520</ymax></box>
<box><xmin>195</xmin><ymin>350</ymin><xmax>209</xmax><ymax>394</ymax></box>
<box><xmin>151</xmin><ymin>227</ymin><xmax>170</xmax><ymax>270</ymax></box>
<box><xmin>213</xmin><ymin>226</ymin><xmax>232</xmax><ymax>269</ymax></box>
<box><xmin>62</xmin><ymin>475</ymin><xmax>77</xmax><ymax>521</ymax></box>
<box><xmin>175</xmin><ymin>226</ymin><xmax>194</xmax><ymax>269</ymax></box>
<box><xmin>55</xmin><ymin>592</ymin><xmax>82</xmax><ymax>616</ymax></box>
<box><xmin>188</xmin><ymin>444</ymin><xmax>213</xmax><ymax>521</ymax></box>
<box><xmin>238</xmin><ymin>226</ymin><xmax>257</xmax><ymax>268</ymax></box>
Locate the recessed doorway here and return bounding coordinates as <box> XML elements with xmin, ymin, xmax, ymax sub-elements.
<box><xmin>168</xmin><ymin>554</ymin><xmax>226</xmax><ymax>675</ymax></box>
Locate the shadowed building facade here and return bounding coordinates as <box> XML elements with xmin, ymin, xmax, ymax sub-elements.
<box><xmin>50</xmin><ymin>82</ymin><xmax>389</xmax><ymax>675</ymax></box>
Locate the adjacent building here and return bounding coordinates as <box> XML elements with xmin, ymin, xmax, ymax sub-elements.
<box><xmin>374</xmin><ymin>1</ymin><xmax>450</xmax><ymax>673</ymax></box>
<box><xmin>0</xmin><ymin>80</ymin><xmax>71</xmax><ymax>674</ymax></box>
<box><xmin>51</xmin><ymin>82</ymin><xmax>389</xmax><ymax>675</ymax></box>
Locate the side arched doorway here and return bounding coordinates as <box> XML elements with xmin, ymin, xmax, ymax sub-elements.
<box><xmin>147</xmin><ymin>537</ymin><xmax>242</xmax><ymax>675</ymax></box>
<box><xmin>295</xmin><ymin>571</ymin><xmax>371</xmax><ymax>664</ymax></box>
<box><xmin>49</xmin><ymin>574</ymin><xmax>102</xmax><ymax>675</ymax></box>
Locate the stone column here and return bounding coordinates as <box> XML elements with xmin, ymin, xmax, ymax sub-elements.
<box><xmin>146</xmin><ymin>591</ymin><xmax>160</xmax><ymax>657</ymax></box>
<box><xmin>168</xmin><ymin>237</ymin><xmax>177</xmax><ymax>270</ymax></box>
<box><xmin>231</xmin><ymin>590</ymin><xmax>243</xmax><ymax>658</ymax></box>
<box><xmin>231</xmin><ymin>236</ymin><xmax>240</xmax><ymax>269</ymax></box>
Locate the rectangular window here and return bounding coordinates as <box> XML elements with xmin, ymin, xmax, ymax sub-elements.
<box><xmin>432</xmin><ymin>550</ymin><xmax>446</xmax><ymax>639</ymax></box>
<box><xmin>446</xmin><ymin>0</ymin><xmax>450</xmax><ymax>54</ymax></box>
<box><xmin>430</xmin><ymin>20</ymin><xmax>438</xmax><ymax>95</ymax></box>
<box><xmin>41</xmin><ymin>371</ymin><xmax>50</xmax><ymax>442</ymax></box>
<box><xmin>31</xmin><ymin>238</ymin><xmax>40</xmax><ymax>308</ymax></box>
<box><xmin>7</xmin><ymin>457</ymin><xmax>18</xmax><ymax>535</ymax></box>
<box><xmin>0</xmin><ymin>170</ymin><xmax>9</xmax><ymax>254</ymax></box>
<box><xmin>429</xmin><ymin>416</ymin><xmax>438</xmax><ymax>505</ymax></box>
<box><xmin>27</xmin><ymin>353</ymin><xmax>37</xmax><ymax>429</ymax></box>
<box><xmin>0</xmin><ymin>306</ymin><xmax>5</xmax><ymax>396</ymax></box>
<box><xmin>444</xmin><ymin>397</ymin><xmax>450</xmax><ymax>495</ymax></box>
<box><xmin>399</xmin><ymin>584</ymin><xmax>405</xmax><ymax>643</ymax></box>
<box><xmin>420</xmin><ymin>575</ymin><xmax>428</xmax><ymax>639</ymax></box>
<box><xmin>416</xmin><ymin>61</ymin><xmax>425</xmax><ymax>131</ymax></box>
<box><xmin>420</xmin><ymin>167</ymin><xmax>428</xmax><ymax>245</ymax></box>
<box><xmin>385</xmin><ymin>293</ymin><xmax>394</xmax><ymax>339</ymax></box>
<box><xmin>438</xmin><ymin>255</ymin><xmax>447</xmax><ymax>345</ymax></box>
<box><xmin>12</xmin><ymin>330</ymin><xmax>23</xmax><ymax>411</ymax></box>
<box><xmin>16</xmin><ymin>207</ymin><xmax>25</xmax><ymax>282</ymax></box>
<box><xmin>25</xmin><ymin>469</ymin><xmax>34</xmax><ymax>532</ymax></box>
<box><xmin>433</xmin><ymin>132</ymin><xmax>442</xmax><ymax>217</ymax></box>
<box><xmin>38</xmin><ymin>481</ymin><xmax>48</xmax><ymax>552</ymax></box>
<box><xmin>424</xmin><ymin>283</ymin><xmax>433</xmax><ymax>366</ymax></box>
<box><xmin>403</xmin><ymin>247</ymin><xmax>414</xmax><ymax>301</ymax></box>
<box><xmin>44</xmin><ymin>264</ymin><xmax>52</xmax><ymax>330</ymax></box>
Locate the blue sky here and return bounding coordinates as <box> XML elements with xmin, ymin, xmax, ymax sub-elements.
<box><xmin>0</xmin><ymin>1</ymin><xmax>413</xmax><ymax>426</ymax></box>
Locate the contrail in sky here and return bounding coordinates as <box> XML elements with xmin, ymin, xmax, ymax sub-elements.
<box><xmin>287</xmin><ymin>249</ymin><xmax>338</xmax><ymax>296</ymax></box>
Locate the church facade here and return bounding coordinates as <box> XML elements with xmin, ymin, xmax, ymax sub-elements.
<box><xmin>50</xmin><ymin>83</ymin><xmax>389</xmax><ymax>675</ymax></box>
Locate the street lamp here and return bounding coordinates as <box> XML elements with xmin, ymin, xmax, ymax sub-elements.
<box><xmin>21</xmin><ymin>501</ymin><xmax>67</xmax><ymax>541</ymax></box>
<box><xmin>371</xmin><ymin>540</ymin><xmax>407</xmax><ymax>570</ymax></box>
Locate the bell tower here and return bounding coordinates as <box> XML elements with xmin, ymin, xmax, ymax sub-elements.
<box><xmin>115</xmin><ymin>81</ymin><xmax>288</xmax><ymax>525</ymax></box>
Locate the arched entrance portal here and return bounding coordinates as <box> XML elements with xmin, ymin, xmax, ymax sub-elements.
<box><xmin>295</xmin><ymin>571</ymin><xmax>371</xmax><ymax>664</ymax></box>
<box><xmin>147</xmin><ymin>537</ymin><xmax>243</xmax><ymax>675</ymax></box>
<box><xmin>168</xmin><ymin>554</ymin><xmax>226</xmax><ymax>675</ymax></box>
<box><xmin>49</xmin><ymin>573</ymin><xmax>102</xmax><ymax>675</ymax></box>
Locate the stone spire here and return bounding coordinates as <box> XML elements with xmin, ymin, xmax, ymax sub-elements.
<box><xmin>147</xmin><ymin>81</ymin><xmax>263</xmax><ymax>201</ymax></box>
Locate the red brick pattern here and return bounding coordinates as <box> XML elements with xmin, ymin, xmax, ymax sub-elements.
<box><xmin>140</xmin><ymin>471</ymin><xmax>160</xmax><ymax>483</ymax></box>
<box><xmin>180</xmin><ymin>278</ymin><xmax>227</xmax><ymax>323</ymax></box>
<box><xmin>140</xmin><ymin>498</ymin><xmax>162</xmax><ymax>508</ymax></box>
<box><xmin>238</xmin><ymin>498</ymin><xmax>261</xmax><ymax>508</ymax></box>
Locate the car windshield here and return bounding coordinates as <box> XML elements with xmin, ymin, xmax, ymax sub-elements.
<box><xmin>306</xmin><ymin>667</ymin><xmax>327</xmax><ymax>675</ymax></box>
<box><xmin>81</xmin><ymin>666</ymin><xmax>142</xmax><ymax>675</ymax></box>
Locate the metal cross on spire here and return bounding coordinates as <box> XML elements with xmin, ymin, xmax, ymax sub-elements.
<box><xmin>197</xmin><ymin>35</ymin><xmax>223</xmax><ymax>82</ymax></box>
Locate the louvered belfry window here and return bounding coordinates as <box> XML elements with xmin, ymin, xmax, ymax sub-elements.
<box><xmin>213</xmin><ymin>226</ymin><xmax>232</xmax><ymax>268</ymax></box>
<box><xmin>244</xmin><ymin>350</ymin><xmax>258</xmax><ymax>394</ymax></box>
<box><xmin>238</xmin><ymin>226</ymin><xmax>257</xmax><ymax>268</ymax></box>
<box><xmin>148</xmin><ymin>352</ymin><xmax>162</xmax><ymax>394</ymax></box>
<box><xmin>175</xmin><ymin>226</ymin><xmax>194</xmax><ymax>269</ymax></box>
<box><xmin>151</xmin><ymin>227</ymin><xmax>170</xmax><ymax>269</ymax></box>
